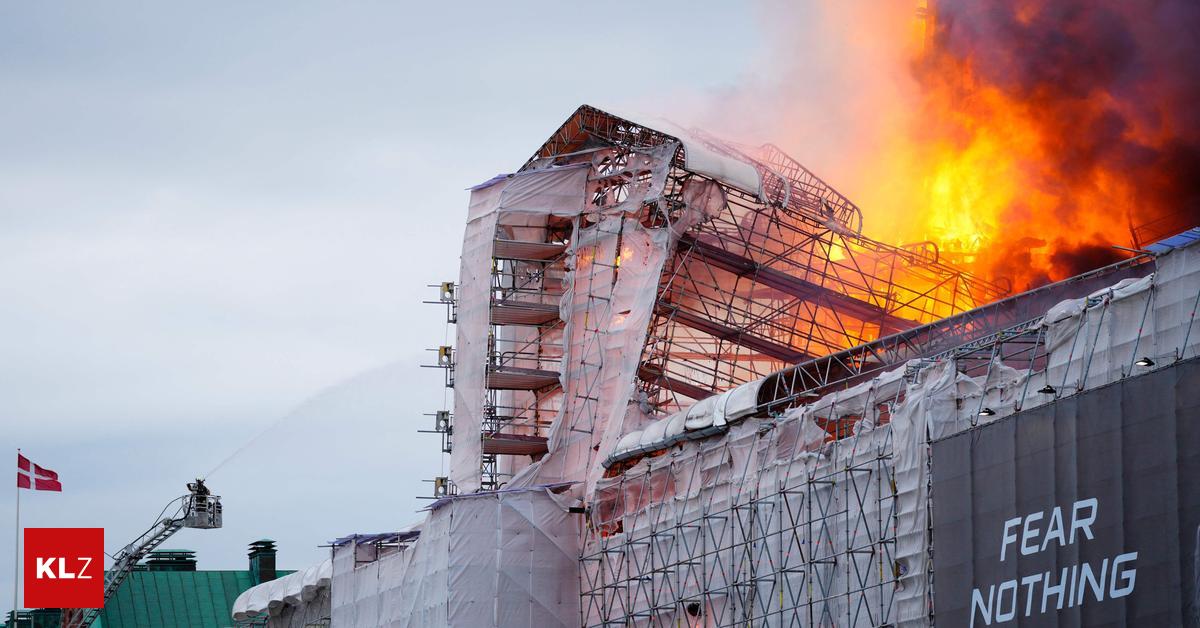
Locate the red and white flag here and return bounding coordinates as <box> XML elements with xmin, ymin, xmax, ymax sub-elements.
<box><xmin>17</xmin><ymin>453</ymin><xmax>62</xmax><ymax>492</ymax></box>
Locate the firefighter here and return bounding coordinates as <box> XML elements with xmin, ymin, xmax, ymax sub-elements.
<box><xmin>188</xmin><ymin>478</ymin><xmax>210</xmax><ymax>511</ymax></box>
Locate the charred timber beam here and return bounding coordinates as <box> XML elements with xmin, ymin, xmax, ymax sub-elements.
<box><xmin>678</xmin><ymin>234</ymin><xmax>917</xmax><ymax>334</ymax></box>
<box><xmin>656</xmin><ymin>304</ymin><xmax>816</xmax><ymax>363</ymax></box>
<box><xmin>636</xmin><ymin>364</ymin><xmax>715</xmax><ymax>402</ymax></box>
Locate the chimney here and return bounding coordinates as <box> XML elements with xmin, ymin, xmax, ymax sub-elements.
<box><xmin>247</xmin><ymin>539</ymin><xmax>277</xmax><ymax>586</ymax></box>
<box><xmin>143</xmin><ymin>550</ymin><xmax>197</xmax><ymax>571</ymax></box>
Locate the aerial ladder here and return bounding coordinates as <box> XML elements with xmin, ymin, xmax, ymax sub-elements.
<box><xmin>62</xmin><ymin>479</ymin><xmax>223</xmax><ymax>628</ymax></box>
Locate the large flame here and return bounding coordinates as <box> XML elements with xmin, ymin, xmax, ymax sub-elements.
<box><xmin>874</xmin><ymin>0</ymin><xmax>1200</xmax><ymax>290</ymax></box>
<box><xmin>688</xmin><ymin>0</ymin><xmax>1200</xmax><ymax>293</ymax></box>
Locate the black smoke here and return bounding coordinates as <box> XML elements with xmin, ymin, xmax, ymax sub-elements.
<box><xmin>928</xmin><ymin>0</ymin><xmax>1200</xmax><ymax>274</ymax></box>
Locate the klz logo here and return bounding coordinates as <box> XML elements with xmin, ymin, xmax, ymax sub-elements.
<box><xmin>35</xmin><ymin>556</ymin><xmax>94</xmax><ymax>579</ymax></box>
<box><xmin>24</xmin><ymin>528</ymin><xmax>103</xmax><ymax>608</ymax></box>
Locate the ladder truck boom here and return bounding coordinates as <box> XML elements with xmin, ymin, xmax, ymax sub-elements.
<box><xmin>63</xmin><ymin>479</ymin><xmax>223</xmax><ymax>628</ymax></box>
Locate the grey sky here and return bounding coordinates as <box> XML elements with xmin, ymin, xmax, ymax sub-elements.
<box><xmin>0</xmin><ymin>1</ymin><xmax>771</xmax><ymax>607</ymax></box>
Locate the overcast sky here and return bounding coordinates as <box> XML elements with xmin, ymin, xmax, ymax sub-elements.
<box><xmin>0</xmin><ymin>1</ymin><xmax>788</xmax><ymax>607</ymax></box>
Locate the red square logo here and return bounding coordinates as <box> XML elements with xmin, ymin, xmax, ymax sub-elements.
<box><xmin>24</xmin><ymin>528</ymin><xmax>104</xmax><ymax>609</ymax></box>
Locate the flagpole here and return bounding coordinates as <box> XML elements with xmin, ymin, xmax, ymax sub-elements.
<box><xmin>13</xmin><ymin>448</ymin><xmax>20</xmax><ymax>624</ymax></box>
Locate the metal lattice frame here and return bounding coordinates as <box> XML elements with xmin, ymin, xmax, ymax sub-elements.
<box><xmin>482</xmin><ymin>226</ymin><xmax>571</xmax><ymax>490</ymax></box>
<box><xmin>524</xmin><ymin>106</ymin><xmax>1011</xmax><ymax>420</ymax></box>
<box><xmin>754</xmin><ymin>253</ymin><xmax>1153</xmax><ymax>415</ymax></box>
<box><xmin>581</xmin><ymin>390</ymin><xmax>906</xmax><ymax>627</ymax></box>
<box><xmin>576</xmin><ymin>259</ymin><xmax>1171</xmax><ymax>628</ymax></box>
<box><xmin>578</xmin><ymin>245</ymin><xmax>1189</xmax><ymax>627</ymax></box>
<box><xmin>431</xmin><ymin>106</ymin><xmax>1155</xmax><ymax>495</ymax></box>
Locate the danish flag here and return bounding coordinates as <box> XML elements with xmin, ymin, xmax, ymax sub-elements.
<box><xmin>17</xmin><ymin>454</ymin><xmax>62</xmax><ymax>492</ymax></box>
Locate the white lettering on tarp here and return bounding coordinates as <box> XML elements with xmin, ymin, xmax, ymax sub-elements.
<box><xmin>1000</xmin><ymin>499</ymin><xmax>1097</xmax><ymax>562</ymax></box>
<box><xmin>1000</xmin><ymin>518</ymin><xmax>1021</xmax><ymax>562</ymax></box>
<box><xmin>1020</xmin><ymin>573</ymin><xmax>1040</xmax><ymax>616</ymax></box>
<box><xmin>1111</xmin><ymin>552</ymin><xmax>1138</xmax><ymax>597</ymax></box>
<box><xmin>1020</xmin><ymin>511</ymin><xmax>1043</xmax><ymax>556</ymax></box>
<box><xmin>969</xmin><ymin>498</ymin><xmax>1139</xmax><ymax>628</ymax></box>
<box><xmin>1079</xmin><ymin>559</ymin><xmax>1106</xmax><ymax>602</ymax></box>
<box><xmin>1042</xmin><ymin>506</ymin><xmax>1066</xmax><ymax>551</ymax></box>
<box><xmin>996</xmin><ymin>580</ymin><xmax>1018</xmax><ymax>621</ymax></box>
<box><xmin>1041</xmin><ymin>567</ymin><xmax>1068</xmax><ymax>613</ymax></box>
<box><xmin>1070</xmin><ymin>498</ymin><xmax>1098</xmax><ymax>544</ymax></box>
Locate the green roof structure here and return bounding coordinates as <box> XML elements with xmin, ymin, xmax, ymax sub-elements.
<box><xmin>2</xmin><ymin>544</ymin><xmax>293</xmax><ymax>628</ymax></box>
<box><xmin>94</xmin><ymin>568</ymin><xmax>290</xmax><ymax>628</ymax></box>
<box><xmin>90</xmin><ymin>543</ymin><xmax>293</xmax><ymax>628</ymax></box>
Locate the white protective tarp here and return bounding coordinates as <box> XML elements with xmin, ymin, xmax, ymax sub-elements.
<box><xmin>510</xmin><ymin>143</ymin><xmax>698</xmax><ymax>495</ymax></box>
<box><xmin>232</xmin><ymin>559</ymin><xmax>333</xmax><ymax>624</ymax></box>
<box><xmin>607</xmin><ymin>377</ymin><xmax>764</xmax><ymax>459</ymax></box>
<box><xmin>889</xmin><ymin>362</ymin><xmax>948</xmax><ymax>626</ymax></box>
<box><xmin>578</xmin><ymin>238</ymin><xmax>1200</xmax><ymax>627</ymax></box>
<box><xmin>532</xmin><ymin>214</ymin><xmax>671</xmax><ymax>492</ymax></box>
<box><xmin>1043</xmin><ymin>241</ymin><xmax>1200</xmax><ymax>398</ymax></box>
<box><xmin>721</xmin><ymin>377</ymin><xmax>763</xmax><ymax>423</ymax></box>
<box><xmin>1152</xmin><ymin>240</ymin><xmax>1200</xmax><ymax>362</ymax></box>
<box><xmin>682</xmin><ymin>393</ymin><xmax>721</xmax><ymax>430</ymax></box>
<box><xmin>583</xmin><ymin>363</ymin><xmax>922</xmax><ymax>626</ymax></box>
<box><xmin>613</xmin><ymin>430</ymin><xmax>642</xmax><ymax>456</ymax></box>
<box><xmin>1043</xmin><ymin>274</ymin><xmax>1156</xmax><ymax>394</ymax></box>
<box><xmin>452</xmin><ymin>165</ymin><xmax>590</xmax><ymax>491</ymax></box>
<box><xmin>329</xmin><ymin>487</ymin><xmax>581</xmax><ymax>627</ymax></box>
<box><xmin>596</xmin><ymin>105</ymin><xmax>763</xmax><ymax>197</ymax></box>
<box><xmin>451</xmin><ymin>183</ymin><xmax>503</xmax><ymax>491</ymax></box>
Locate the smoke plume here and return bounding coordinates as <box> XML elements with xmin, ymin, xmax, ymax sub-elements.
<box><xmin>919</xmin><ymin>0</ymin><xmax>1200</xmax><ymax>286</ymax></box>
<box><xmin>686</xmin><ymin>0</ymin><xmax>1200</xmax><ymax>290</ymax></box>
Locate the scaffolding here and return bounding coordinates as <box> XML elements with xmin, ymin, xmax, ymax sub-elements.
<box><xmin>429</xmin><ymin>105</ymin><xmax>1166</xmax><ymax>498</ymax></box>
<box><xmin>521</xmin><ymin>106</ymin><xmax>1007</xmax><ymax>418</ymax></box>
<box><xmin>262</xmin><ymin>102</ymin><xmax>1200</xmax><ymax>627</ymax></box>
<box><xmin>576</xmin><ymin>230</ymin><xmax>1199</xmax><ymax>627</ymax></box>
<box><xmin>581</xmin><ymin>409</ymin><xmax>907</xmax><ymax>627</ymax></box>
<box><xmin>232</xmin><ymin>225</ymin><xmax>1197</xmax><ymax>627</ymax></box>
<box><xmin>421</xmin><ymin>105</ymin><xmax>1198</xmax><ymax>497</ymax></box>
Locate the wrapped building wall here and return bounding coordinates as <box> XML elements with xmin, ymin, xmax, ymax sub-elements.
<box><xmin>233</xmin><ymin>103</ymin><xmax>1198</xmax><ymax>627</ymax></box>
<box><xmin>578</xmin><ymin>232</ymin><xmax>1198</xmax><ymax>627</ymax></box>
<box><xmin>327</xmin><ymin>487</ymin><xmax>580</xmax><ymax>627</ymax></box>
<box><xmin>436</xmin><ymin>105</ymin><xmax>1006</xmax><ymax>496</ymax></box>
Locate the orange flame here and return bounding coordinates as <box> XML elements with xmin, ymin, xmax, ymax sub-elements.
<box><xmin>684</xmin><ymin>1</ymin><xmax>1200</xmax><ymax>294</ymax></box>
<box><xmin>852</xmin><ymin>0</ymin><xmax>1200</xmax><ymax>290</ymax></box>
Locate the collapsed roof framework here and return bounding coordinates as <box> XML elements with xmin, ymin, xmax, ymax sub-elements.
<box><xmin>528</xmin><ymin>107</ymin><xmax>1009</xmax><ymax>408</ymax></box>
<box><xmin>435</xmin><ymin>106</ymin><xmax>1018</xmax><ymax>492</ymax></box>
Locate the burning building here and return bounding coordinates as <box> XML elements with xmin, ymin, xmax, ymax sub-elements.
<box><xmin>230</xmin><ymin>105</ymin><xmax>1199</xmax><ymax>627</ymax></box>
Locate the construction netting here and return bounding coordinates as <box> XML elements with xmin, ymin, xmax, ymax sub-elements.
<box><xmin>234</xmin><ymin>95</ymin><xmax>1200</xmax><ymax>626</ymax></box>
<box><xmin>451</xmin><ymin>164</ymin><xmax>591</xmax><ymax>491</ymax></box>
<box><xmin>575</xmin><ymin>238</ymin><xmax>1199</xmax><ymax>627</ymax></box>
<box><xmin>235</xmin><ymin>226</ymin><xmax>1197</xmax><ymax>628</ymax></box>
<box><xmin>582</xmin><ymin>361</ymin><xmax>930</xmax><ymax>626</ymax></box>
<box><xmin>327</xmin><ymin>486</ymin><xmax>581</xmax><ymax>627</ymax></box>
<box><xmin>231</xmin><ymin>559</ymin><xmax>332</xmax><ymax>627</ymax></box>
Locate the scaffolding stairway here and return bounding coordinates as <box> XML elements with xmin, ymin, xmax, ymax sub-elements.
<box><xmin>477</xmin><ymin>233</ymin><xmax>567</xmax><ymax>488</ymax></box>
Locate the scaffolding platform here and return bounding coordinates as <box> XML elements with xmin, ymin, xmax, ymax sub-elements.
<box><xmin>490</xmin><ymin>300</ymin><xmax>561</xmax><ymax>326</ymax></box>
<box><xmin>482</xmin><ymin>432</ymin><xmax>549</xmax><ymax>457</ymax></box>
<box><xmin>485</xmin><ymin>365</ymin><xmax>560</xmax><ymax>390</ymax></box>
<box><xmin>493</xmin><ymin>238</ymin><xmax>568</xmax><ymax>261</ymax></box>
